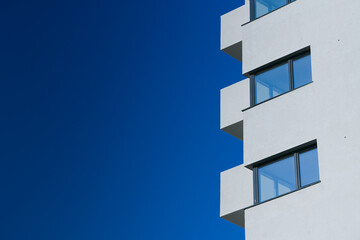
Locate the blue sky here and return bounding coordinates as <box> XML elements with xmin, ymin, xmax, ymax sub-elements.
<box><xmin>0</xmin><ymin>0</ymin><xmax>246</xmax><ymax>239</ymax></box>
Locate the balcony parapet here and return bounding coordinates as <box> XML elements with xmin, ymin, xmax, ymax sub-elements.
<box><xmin>220</xmin><ymin>164</ymin><xmax>253</xmax><ymax>228</ymax></box>
<box><xmin>220</xmin><ymin>0</ymin><xmax>249</xmax><ymax>62</ymax></box>
<box><xmin>220</xmin><ymin>79</ymin><xmax>250</xmax><ymax>140</ymax></box>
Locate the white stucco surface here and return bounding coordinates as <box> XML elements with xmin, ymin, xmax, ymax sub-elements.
<box><xmin>220</xmin><ymin>79</ymin><xmax>250</xmax><ymax>140</ymax></box>
<box><xmin>220</xmin><ymin>164</ymin><xmax>253</xmax><ymax>227</ymax></box>
<box><xmin>220</xmin><ymin>3</ymin><xmax>248</xmax><ymax>50</ymax></box>
<box><xmin>220</xmin><ymin>0</ymin><xmax>250</xmax><ymax>62</ymax></box>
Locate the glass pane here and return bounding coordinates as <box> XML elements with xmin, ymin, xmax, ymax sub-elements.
<box><xmin>254</xmin><ymin>63</ymin><xmax>289</xmax><ymax>104</ymax></box>
<box><xmin>255</xmin><ymin>0</ymin><xmax>288</xmax><ymax>18</ymax></box>
<box><xmin>293</xmin><ymin>54</ymin><xmax>312</xmax><ymax>89</ymax></box>
<box><xmin>299</xmin><ymin>148</ymin><xmax>319</xmax><ymax>187</ymax></box>
<box><xmin>258</xmin><ymin>156</ymin><xmax>296</xmax><ymax>202</ymax></box>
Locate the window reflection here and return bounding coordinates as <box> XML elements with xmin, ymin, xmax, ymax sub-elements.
<box><xmin>254</xmin><ymin>63</ymin><xmax>289</xmax><ymax>104</ymax></box>
<box><xmin>255</xmin><ymin>145</ymin><xmax>320</xmax><ymax>204</ymax></box>
<box><xmin>254</xmin><ymin>0</ymin><xmax>287</xmax><ymax>18</ymax></box>
<box><xmin>299</xmin><ymin>148</ymin><xmax>320</xmax><ymax>187</ymax></box>
<box><xmin>293</xmin><ymin>55</ymin><xmax>312</xmax><ymax>89</ymax></box>
<box><xmin>252</xmin><ymin>53</ymin><xmax>312</xmax><ymax>106</ymax></box>
<box><xmin>258</xmin><ymin>156</ymin><xmax>296</xmax><ymax>202</ymax></box>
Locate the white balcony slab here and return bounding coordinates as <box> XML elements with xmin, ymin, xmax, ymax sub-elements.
<box><xmin>220</xmin><ymin>0</ymin><xmax>250</xmax><ymax>62</ymax></box>
<box><xmin>220</xmin><ymin>79</ymin><xmax>250</xmax><ymax>140</ymax></box>
<box><xmin>220</xmin><ymin>164</ymin><xmax>253</xmax><ymax>228</ymax></box>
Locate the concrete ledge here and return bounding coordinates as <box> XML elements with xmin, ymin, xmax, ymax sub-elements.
<box><xmin>220</xmin><ymin>79</ymin><xmax>250</xmax><ymax>140</ymax></box>
<box><xmin>220</xmin><ymin>164</ymin><xmax>253</xmax><ymax>228</ymax></box>
<box><xmin>220</xmin><ymin>0</ymin><xmax>249</xmax><ymax>62</ymax></box>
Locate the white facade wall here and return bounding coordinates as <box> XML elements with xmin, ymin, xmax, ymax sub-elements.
<box><xmin>220</xmin><ymin>0</ymin><xmax>360</xmax><ymax>239</ymax></box>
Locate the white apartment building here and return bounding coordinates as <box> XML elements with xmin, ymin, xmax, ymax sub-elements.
<box><xmin>219</xmin><ymin>0</ymin><xmax>360</xmax><ymax>239</ymax></box>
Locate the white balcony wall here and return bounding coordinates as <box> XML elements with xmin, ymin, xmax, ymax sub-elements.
<box><xmin>220</xmin><ymin>0</ymin><xmax>250</xmax><ymax>62</ymax></box>
<box><xmin>220</xmin><ymin>164</ymin><xmax>253</xmax><ymax>228</ymax></box>
<box><xmin>220</xmin><ymin>79</ymin><xmax>250</xmax><ymax>140</ymax></box>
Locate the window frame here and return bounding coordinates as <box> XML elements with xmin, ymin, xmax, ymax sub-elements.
<box><xmin>253</xmin><ymin>144</ymin><xmax>319</xmax><ymax>205</ymax></box>
<box><xmin>250</xmin><ymin>51</ymin><xmax>312</xmax><ymax>107</ymax></box>
<box><xmin>250</xmin><ymin>0</ymin><xmax>294</xmax><ymax>21</ymax></box>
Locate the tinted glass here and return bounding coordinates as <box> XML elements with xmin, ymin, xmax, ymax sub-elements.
<box><xmin>258</xmin><ymin>155</ymin><xmax>296</xmax><ymax>202</ymax></box>
<box><xmin>299</xmin><ymin>148</ymin><xmax>319</xmax><ymax>187</ymax></box>
<box><xmin>293</xmin><ymin>54</ymin><xmax>312</xmax><ymax>89</ymax></box>
<box><xmin>255</xmin><ymin>0</ymin><xmax>287</xmax><ymax>18</ymax></box>
<box><xmin>254</xmin><ymin>63</ymin><xmax>289</xmax><ymax>104</ymax></box>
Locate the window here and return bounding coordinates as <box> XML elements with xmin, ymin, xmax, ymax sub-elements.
<box><xmin>253</xmin><ymin>145</ymin><xmax>319</xmax><ymax>204</ymax></box>
<box><xmin>251</xmin><ymin>0</ymin><xmax>295</xmax><ymax>20</ymax></box>
<box><xmin>250</xmin><ymin>51</ymin><xmax>312</xmax><ymax>106</ymax></box>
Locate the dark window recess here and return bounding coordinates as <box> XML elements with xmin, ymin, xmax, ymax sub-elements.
<box><xmin>251</xmin><ymin>0</ymin><xmax>295</xmax><ymax>20</ymax></box>
<box><xmin>253</xmin><ymin>145</ymin><xmax>319</xmax><ymax>204</ymax></box>
<box><xmin>250</xmin><ymin>52</ymin><xmax>312</xmax><ymax>106</ymax></box>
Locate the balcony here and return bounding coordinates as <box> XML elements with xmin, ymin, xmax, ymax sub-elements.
<box><xmin>220</xmin><ymin>164</ymin><xmax>253</xmax><ymax>227</ymax></box>
<box><xmin>220</xmin><ymin>0</ymin><xmax>250</xmax><ymax>62</ymax></box>
<box><xmin>220</xmin><ymin>79</ymin><xmax>250</xmax><ymax>140</ymax></box>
